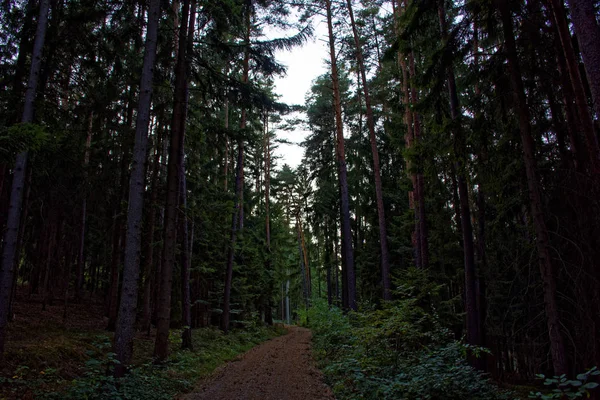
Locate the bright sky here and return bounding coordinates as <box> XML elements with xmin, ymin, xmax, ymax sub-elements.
<box><xmin>271</xmin><ymin>21</ymin><xmax>329</xmax><ymax>168</ymax></box>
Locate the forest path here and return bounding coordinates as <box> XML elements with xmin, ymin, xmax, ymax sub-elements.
<box><xmin>182</xmin><ymin>326</ymin><xmax>335</xmax><ymax>400</ymax></box>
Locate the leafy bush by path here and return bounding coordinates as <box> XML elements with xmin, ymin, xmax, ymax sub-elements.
<box><xmin>305</xmin><ymin>299</ymin><xmax>515</xmax><ymax>400</ymax></box>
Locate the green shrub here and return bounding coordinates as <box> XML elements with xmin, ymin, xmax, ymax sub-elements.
<box><xmin>307</xmin><ymin>299</ymin><xmax>513</xmax><ymax>400</ymax></box>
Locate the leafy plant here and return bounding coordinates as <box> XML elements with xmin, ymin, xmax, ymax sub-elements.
<box><xmin>307</xmin><ymin>299</ymin><xmax>512</xmax><ymax>400</ymax></box>
<box><xmin>529</xmin><ymin>367</ymin><xmax>600</xmax><ymax>399</ymax></box>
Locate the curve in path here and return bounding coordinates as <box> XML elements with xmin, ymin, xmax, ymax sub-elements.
<box><xmin>184</xmin><ymin>326</ymin><xmax>335</xmax><ymax>400</ymax></box>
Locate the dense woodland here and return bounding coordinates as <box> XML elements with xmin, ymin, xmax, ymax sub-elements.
<box><xmin>1</xmin><ymin>0</ymin><xmax>600</xmax><ymax>397</ymax></box>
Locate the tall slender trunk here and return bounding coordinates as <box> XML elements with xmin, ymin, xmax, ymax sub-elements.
<box><xmin>222</xmin><ymin>3</ymin><xmax>251</xmax><ymax>332</ymax></box>
<box><xmin>555</xmin><ymin>45</ymin><xmax>588</xmax><ymax>170</ymax></box>
<box><xmin>140</xmin><ymin>128</ymin><xmax>163</xmax><ymax>333</ymax></box>
<box><xmin>106</xmin><ymin>209</ymin><xmax>123</xmax><ymax>330</ymax></box>
<box><xmin>180</xmin><ymin>0</ymin><xmax>196</xmax><ymax>351</ymax></box>
<box><xmin>325</xmin><ymin>0</ymin><xmax>356</xmax><ymax>311</ymax></box>
<box><xmin>438</xmin><ymin>4</ymin><xmax>482</xmax><ymax>360</ymax></box>
<box><xmin>297</xmin><ymin>216</ymin><xmax>310</xmax><ymax>310</ymax></box>
<box><xmin>299</xmin><ymin>219</ymin><xmax>311</xmax><ymax>297</ymax></box>
<box><xmin>75</xmin><ymin>112</ymin><xmax>94</xmax><ymax>302</ymax></box>
<box><xmin>264</xmin><ymin>111</ymin><xmax>273</xmax><ymax>325</ymax></box>
<box><xmin>345</xmin><ymin>0</ymin><xmax>391</xmax><ymax>300</ymax></box>
<box><xmin>498</xmin><ymin>0</ymin><xmax>568</xmax><ymax>375</ymax></box>
<box><xmin>9</xmin><ymin>166</ymin><xmax>32</xmax><ymax>322</ymax></box>
<box><xmin>548</xmin><ymin>0</ymin><xmax>599</xmax><ymax>169</ymax></box>
<box><xmin>113</xmin><ymin>0</ymin><xmax>161</xmax><ymax>376</ymax></box>
<box><xmin>222</xmin><ymin>145</ymin><xmax>243</xmax><ymax>333</ymax></box>
<box><xmin>0</xmin><ymin>0</ymin><xmax>50</xmax><ymax>359</ymax></box>
<box><xmin>154</xmin><ymin>0</ymin><xmax>191</xmax><ymax>362</ymax></box>
<box><xmin>566</xmin><ymin>0</ymin><xmax>600</xmax><ymax>121</ymax></box>
<box><xmin>473</xmin><ymin>20</ymin><xmax>488</xmax><ymax>368</ymax></box>
<box><xmin>179</xmin><ymin>168</ymin><xmax>192</xmax><ymax>349</ymax></box>
<box><xmin>324</xmin><ymin>221</ymin><xmax>333</xmax><ymax>306</ymax></box>
<box><xmin>223</xmin><ymin>65</ymin><xmax>230</xmax><ymax>191</ymax></box>
<box><xmin>408</xmin><ymin>50</ymin><xmax>429</xmax><ymax>269</ymax></box>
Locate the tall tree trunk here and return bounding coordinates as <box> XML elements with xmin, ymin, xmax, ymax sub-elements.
<box><xmin>345</xmin><ymin>0</ymin><xmax>391</xmax><ymax>300</ymax></box>
<box><xmin>438</xmin><ymin>4</ymin><xmax>482</xmax><ymax>363</ymax></box>
<box><xmin>0</xmin><ymin>0</ymin><xmax>50</xmax><ymax>359</ymax></box>
<box><xmin>556</xmin><ymin>45</ymin><xmax>588</xmax><ymax>170</ymax></box>
<box><xmin>566</xmin><ymin>0</ymin><xmax>600</xmax><ymax>121</ymax></box>
<box><xmin>106</xmin><ymin>209</ymin><xmax>123</xmax><ymax>330</ymax></box>
<box><xmin>75</xmin><ymin>111</ymin><xmax>94</xmax><ymax>302</ymax></box>
<box><xmin>325</xmin><ymin>0</ymin><xmax>356</xmax><ymax>311</ymax></box>
<box><xmin>264</xmin><ymin>110</ymin><xmax>273</xmax><ymax>325</ymax></box>
<box><xmin>222</xmin><ymin>145</ymin><xmax>243</xmax><ymax>333</ymax></box>
<box><xmin>179</xmin><ymin>168</ymin><xmax>192</xmax><ymax>349</ymax></box>
<box><xmin>324</xmin><ymin>221</ymin><xmax>333</xmax><ymax>306</ymax></box>
<box><xmin>473</xmin><ymin>20</ymin><xmax>488</xmax><ymax>369</ymax></box>
<box><xmin>154</xmin><ymin>0</ymin><xmax>191</xmax><ymax>362</ymax></box>
<box><xmin>547</xmin><ymin>0</ymin><xmax>599</xmax><ymax>169</ymax></box>
<box><xmin>221</xmin><ymin>2</ymin><xmax>251</xmax><ymax>332</ymax></box>
<box><xmin>297</xmin><ymin>216</ymin><xmax>310</xmax><ymax>310</ymax></box>
<box><xmin>498</xmin><ymin>0</ymin><xmax>568</xmax><ymax>375</ymax></box>
<box><xmin>179</xmin><ymin>0</ymin><xmax>196</xmax><ymax>351</ymax></box>
<box><xmin>140</xmin><ymin>128</ymin><xmax>163</xmax><ymax>333</ymax></box>
<box><xmin>113</xmin><ymin>0</ymin><xmax>161</xmax><ymax>377</ymax></box>
<box><xmin>8</xmin><ymin>166</ymin><xmax>32</xmax><ymax>322</ymax></box>
<box><xmin>408</xmin><ymin>49</ymin><xmax>429</xmax><ymax>269</ymax></box>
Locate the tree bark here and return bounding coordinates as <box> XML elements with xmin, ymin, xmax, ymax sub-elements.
<box><xmin>345</xmin><ymin>0</ymin><xmax>391</xmax><ymax>301</ymax></box>
<box><xmin>222</xmin><ymin>2</ymin><xmax>251</xmax><ymax>332</ymax></box>
<box><xmin>154</xmin><ymin>0</ymin><xmax>191</xmax><ymax>362</ymax></box>
<box><xmin>548</xmin><ymin>0</ymin><xmax>599</xmax><ymax>169</ymax></box>
<box><xmin>0</xmin><ymin>0</ymin><xmax>50</xmax><ymax>359</ymax></box>
<box><xmin>498</xmin><ymin>0</ymin><xmax>568</xmax><ymax>375</ymax></box>
<box><xmin>438</xmin><ymin>4</ymin><xmax>482</xmax><ymax>362</ymax></box>
<box><xmin>180</xmin><ymin>0</ymin><xmax>196</xmax><ymax>351</ymax></box>
<box><xmin>326</xmin><ymin>0</ymin><xmax>356</xmax><ymax>311</ymax></box>
<box><xmin>113</xmin><ymin>0</ymin><xmax>161</xmax><ymax>376</ymax></box>
<box><xmin>140</xmin><ymin>128</ymin><xmax>163</xmax><ymax>333</ymax></box>
<box><xmin>75</xmin><ymin>112</ymin><xmax>94</xmax><ymax>302</ymax></box>
<box><xmin>566</xmin><ymin>0</ymin><xmax>600</xmax><ymax>121</ymax></box>
<box><xmin>264</xmin><ymin>110</ymin><xmax>273</xmax><ymax>324</ymax></box>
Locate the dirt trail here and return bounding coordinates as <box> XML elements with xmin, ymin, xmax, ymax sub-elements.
<box><xmin>183</xmin><ymin>326</ymin><xmax>335</xmax><ymax>400</ymax></box>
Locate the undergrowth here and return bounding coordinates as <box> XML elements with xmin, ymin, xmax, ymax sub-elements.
<box><xmin>0</xmin><ymin>322</ymin><xmax>284</xmax><ymax>399</ymax></box>
<box><xmin>304</xmin><ymin>298</ymin><xmax>516</xmax><ymax>400</ymax></box>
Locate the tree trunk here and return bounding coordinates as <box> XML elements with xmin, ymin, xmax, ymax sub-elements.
<box><xmin>498</xmin><ymin>0</ymin><xmax>568</xmax><ymax>375</ymax></box>
<box><xmin>438</xmin><ymin>4</ymin><xmax>482</xmax><ymax>363</ymax></box>
<box><xmin>326</xmin><ymin>0</ymin><xmax>356</xmax><ymax>311</ymax></box>
<box><xmin>297</xmin><ymin>217</ymin><xmax>310</xmax><ymax>310</ymax></box>
<box><xmin>345</xmin><ymin>0</ymin><xmax>391</xmax><ymax>300</ymax></box>
<box><xmin>0</xmin><ymin>0</ymin><xmax>50</xmax><ymax>359</ymax></box>
<box><xmin>264</xmin><ymin>110</ymin><xmax>273</xmax><ymax>325</ymax></box>
<box><xmin>179</xmin><ymin>0</ymin><xmax>196</xmax><ymax>351</ymax></box>
<box><xmin>222</xmin><ymin>3</ymin><xmax>251</xmax><ymax>332</ymax></box>
<box><xmin>140</xmin><ymin>128</ymin><xmax>163</xmax><ymax>333</ymax></box>
<box><xmin>113</xmin><ymin>0</ymin><xmax>161</xmax><ymax>376</ymax></box>
<box><xmin>548</xmin><ymin>0</ymin><xmax>599</xmax><ymax>169</ymax></box>
<box><xmin>154</xmin><ymin>0</ymin><xmax>191</xmax><ymax>362</ymax></box>
<box><xmin>75</xmin><ymin>111</ymin><xmax>94</xmax><ymax>302</ymax></box>
<box><xmin>106</xmin><ymin>210</ymin><xmax>123</xmax><ymax>330</ymax></box>
<box><xmin>566</xmin><ymin>0</ymin><xmax>600</xmax><ymax>121</ymax></box>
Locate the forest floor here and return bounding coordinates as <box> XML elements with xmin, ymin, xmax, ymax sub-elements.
<box><xmin>0</xmin><ymin>290</ymin><xmax>288</xmax><ymax>399</ymax></box>
<box><xmin>183</xmin><ymin>326</ymin><xmax>335</xmax><ymax>400</ymax></box>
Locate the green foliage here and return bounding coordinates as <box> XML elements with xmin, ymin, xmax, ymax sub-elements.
<box><xmin>307</xmin><ymin>299</ymin><xmax>512</xmax><ymax>400</ymax></box>
<box><xmin>0</xmin><ymin>122</ymin><xmax>49</xmax><ymax>159</ymax></box>
<box><xmin>528</xmin><ymin>367</ymin><xmax>600</xmax><ymax>399</ymax></box>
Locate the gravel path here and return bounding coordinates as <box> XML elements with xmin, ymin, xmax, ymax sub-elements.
<box><xmin>183</xmin><ymin>326</ymin><xmax>335</xmax><ymax>400</ymax></box>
